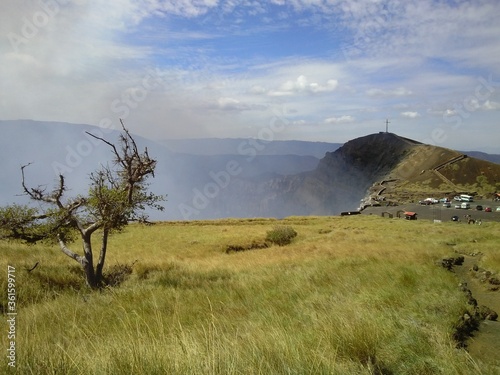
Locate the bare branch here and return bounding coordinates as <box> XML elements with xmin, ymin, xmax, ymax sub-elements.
<box><xmin>21</xmin><ymin>163</ymin><xmax>65</xmax><ymax>208</ymax></box>
<box><xmin>58</xmin><ymin>235</ymin><xmax>87</xmax><ymax>266</ymax></box>
<box><xmin>21</xmin><ymin>163</ymin><xmax>41</xmax><ymax>200</ymax></box>
<box><xmin>84</xmin><ymin>131</ymin><xmax>116</xmax><ymax>151</ymax></box>
<box><xmin>53</xmin><ymin>174</ymin><xmax>66</xmax><ymax>208</ymax></box>
<box><xmin>85</xmin><ymin>222</ymin><xmax>102</xmax><ymax>234</ymax></box>
<box><xmin>26</xmin><ymin>262</ymin><xmax>39</xmax><ymax>272</ymax></box>
<box><xmin>120</xmin><ymin>119</ymin><xmax>140</xmax><ymax>159</ymax></box>
<box><xmin>84</xmin><ymin>131</ymin><xmax>126</xmax><ymax>168</ymax></box>
<box><xmin>87</xmin><ymin>121</ymin><xmax>157</xmax><ymax>205</ymax></box>
<box><xmin>66</xmin><ymin>197</ymin><xmax>86</xmax><ymax>214</ymax></box>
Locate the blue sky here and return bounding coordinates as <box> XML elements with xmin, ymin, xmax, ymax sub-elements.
<box><xmin>1</xmin><ymin>0</ymin><xmax>500</xmax><ymax>152</ymax></box>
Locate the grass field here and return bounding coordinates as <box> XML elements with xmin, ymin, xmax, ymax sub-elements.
<box><xmin>1</xmin><ymin>215</ymin><xmax>500</xmax><ymax>374</ymax></box>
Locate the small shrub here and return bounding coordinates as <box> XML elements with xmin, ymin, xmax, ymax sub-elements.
<box><xmin>104</xmin><ymin>262</ymin><xmax>135</xmax><ymax>287</ymax></box>
<box><xmin>265</xmin><ymin>225</ymin><xmax>297</xmax><ymax>246</ymax></box>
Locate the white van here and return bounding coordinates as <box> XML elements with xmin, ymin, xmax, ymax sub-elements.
<box><xmin>460</xmin><ymin>194</ymin><xmax>474</xmax><ymax>202</ymax></box>
<box><xmin>461</xmin><ymin>202</ymin><xmax>470</xmax><ymax>209</ymax></box>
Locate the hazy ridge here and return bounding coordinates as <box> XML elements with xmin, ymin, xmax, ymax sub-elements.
<box><xmin>1</xmin><ymin>120</ymin><xmax>499</xmax><ymax>220</ymax></box>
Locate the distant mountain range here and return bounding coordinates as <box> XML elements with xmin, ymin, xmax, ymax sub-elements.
<box><xmin>461</xmin><ymin>151</ymin><xmax>500</xmax><ymax>165</ymax></box>
<box><xmin>159</xmin><ymin>138</ymin><xmax>340</xmax><ymax>158</ymax></box>
<box><xmin>0</xmin><ymin>120</ymin><xmax>337</xmax><ymax>219</ymax></box>
<box><xmin>0</xmin><ymin>120</ymin><xmax>499</xmax><ymax>220</ymax></box>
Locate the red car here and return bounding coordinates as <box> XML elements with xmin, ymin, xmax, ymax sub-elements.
<box><xmin>485</xmin><ymin>207</ymin><xmax>492</xmax><ymax>212</ymax></box>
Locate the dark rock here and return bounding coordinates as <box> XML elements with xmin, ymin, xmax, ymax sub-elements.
<box><xmin>441</xmin><ymin>256</ymin><xmax>465</xmax><ymax>271</ymax></box>
<box><xmin>226</xmin><ymin>245</ymin><xmax>245</xmax><ymax>253</ymax></box>
<box><xmin>477</xmin><ymin>305</ymin><xmax>498</xmax><ymax>321</ymax></box>
<box><xmin>442</xmin><ymin>258</ymin><xmax>454</xmax><ymax>270</ymax></box>
<box><xmin>453</xmin><ymin>311</ymin><xmax>480</xmax><ymax>347</ymax></box>
<box><xmin>489</xmin><ymin>277</ymin><xmax>500</xmax><ymax>285</ymax></box>
<box><xmin>226</xmin><ymin>241</ymin><xmax>269</xmax><ymax>254</ymax></box>
<box><xmin>467</xmin><ymin>296</ymin><xmax>477</xmax><ymax>307</ymax></box>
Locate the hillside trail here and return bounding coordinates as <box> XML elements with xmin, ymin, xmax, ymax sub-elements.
<box><xmin>453</xmin><ymin>255</ymin><xmax>500</xmax><ymax>369</ymax></box>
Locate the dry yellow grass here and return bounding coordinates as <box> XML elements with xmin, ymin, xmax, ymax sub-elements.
<box><xmin>1</xmin><ymin>215</ymin><xmax>499</xmax><ymax>374</ymax></box>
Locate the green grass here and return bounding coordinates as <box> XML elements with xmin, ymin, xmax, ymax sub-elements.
<box><xmin>1</xmin><ymin>215</ymin><xmax>499</xmax><ymax>374</ymax></box>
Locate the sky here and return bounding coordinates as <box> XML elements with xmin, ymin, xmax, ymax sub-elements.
<box><xmin>1</xmin><ymin>0</ymin><xmax>500</xmax><ymax>152</ymax></box>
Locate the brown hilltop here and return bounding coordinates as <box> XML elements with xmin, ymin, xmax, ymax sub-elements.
<box><xmin>352</xmin><ymin>133</ymin><xmax>500</xmax><ymax>206</ymax></box>
<box><xmin>290</xmin><ymin>132</ymin><xmax>418</xmax><ymax>213</ymax></box>
<box><xmin>277</xmin><ymin>132</ymin><xmax>500</xmax><ymax>213</ymax></box>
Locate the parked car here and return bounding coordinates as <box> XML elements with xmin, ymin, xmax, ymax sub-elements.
<box><xmin>443</xmin><ymin>202</ymin><xmax>451</xmax><ymax>208</ymax></box>
<box><xmin>485</xmin><ymin>207</ymin><xmax>492</xmax><ymax>212</ymax></box>
<box><xmin>496</xmin><ymin>207</ymin><xmax>500</xmax><ymax>212</ymax></box>
<box><xmin>455</xmin><ymin>204</ymin><xmax>462</xmax><ymax>209</ymax></box>
<box><xmin>454</xmin><ymin>196</ymin><xmax>462</xmax><ymax>201</ymax></box>
<box><xmin>476</xmin><ymin>205</ymin><xmax>483</xmax><ymax>211</ymax></box>
<box><xmin>461</xmin><ymin>203</ymin><xmax>470</xmax><ymax>209</ymax></box>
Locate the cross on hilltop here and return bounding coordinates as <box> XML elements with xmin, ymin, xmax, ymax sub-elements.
<box><xmin>385</xmin><ymin>119</ymin><xmax>390</xmax><ymax>133</ymax></box>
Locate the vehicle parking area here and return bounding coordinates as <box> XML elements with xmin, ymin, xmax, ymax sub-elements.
<box><xmin>361</xmin><ymin>198</ymin><xmax>500</xmax><ymax>223</ymax></box>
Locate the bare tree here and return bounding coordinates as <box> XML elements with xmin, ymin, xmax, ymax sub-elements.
<box><xmin>0</xmin><ymin>121</ymin><xmax>165</xmax><ymax>288</ymax></box>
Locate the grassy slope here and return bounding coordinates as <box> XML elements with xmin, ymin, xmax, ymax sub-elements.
<box><xmin>378</xmin><ymin>144</ymin><xmax>500</xmax><ymax>203</ymax></box>
<box><xmin>1</xmin><ymin>216</ymin><xmax>500</xmax><ymax>374</ymax></box>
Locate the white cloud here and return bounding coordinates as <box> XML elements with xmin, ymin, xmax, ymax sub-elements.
<box><xmin>156</xmin><ymin>0</ymin><xmax>220</xmax><ymax>18</ymax></box>
<box><xmin>249</xmin><ymin>85</ymin><xmax>267</xmax><ymax>95</ymax></box>
<box><xmin>329</xmin><ymin>0</ymin><xmax>500</xmax><ymax>74</ymax></box>
<box><xmin>310</xmin><ymin>79</ymin><xmax>339</xmax><ymax>93</ymax></box>
<box><xmin>268</xmin><ymin>75</ymin><xmax>338</xmax><ymax>96</ymax></box>
<box><xmin>324</xmin><ymin>115</ymin><xmax>355</xmax><ymax>124</ymax></box>
<box><xmin>482</xmin><ymin>100</ymin><xmax>500</xmax><ymax>110</ymax></box>
<box><xmin>366</xmin><ymin>87</ymin><xmax>412</xmax><ymax>97</ymax></box>
<box><xmin>401</xmin><ymin>111</ymin><xmax>420</xmax><ymax>119</ymax></box>
<box><xmin>215</xmin><ymin>96</ymin><xmax>266</xmax><ymax>111</ymax></box>
<box><xmin>217</xmin><ymin>97</ymin><xmax>241</xmax><ymax>109</ymax></box>
<box><xmin>1</xmin><ymin>0</ymin><xmax>499</xmax><ymax>151</ymax></box>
